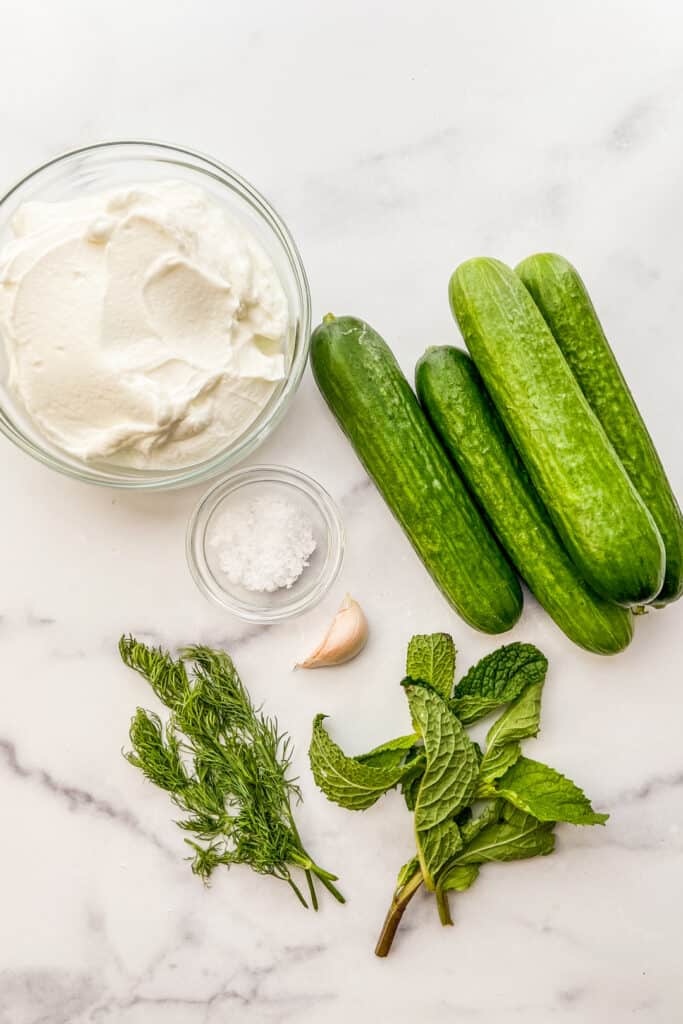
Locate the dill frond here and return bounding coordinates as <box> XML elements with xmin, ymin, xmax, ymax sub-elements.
<box><xmin>121</xmin><ymin>637</ymin><xmax>343</xmax><ymax>909</ymax></box>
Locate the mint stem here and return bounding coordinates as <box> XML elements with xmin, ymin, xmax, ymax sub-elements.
<box><xmin>435</xmin><ymin>886</ymin><xmax>453</xmax><ymax>926</ymax></box>
<box><xmin>375</xmin><ymin>870</ymin><xmax>424</xmax><ymax>957</ymax></box>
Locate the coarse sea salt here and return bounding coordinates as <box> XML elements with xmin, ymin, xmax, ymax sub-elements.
<box><xmin>211</xmin><ymin>496</ymin><xmax>316</xmax><ymax>593</ymax></box>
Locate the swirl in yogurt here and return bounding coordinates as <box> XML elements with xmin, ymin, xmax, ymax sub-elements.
<box><xmin>0</xmin><ymin>181</ymin><xmax>289</xmax><ymax>468</ymax></box>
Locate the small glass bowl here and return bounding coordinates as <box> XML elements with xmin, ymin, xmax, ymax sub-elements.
<box><xmin>187</xmin><ymin>465</ymin><xmax>345</xmax><ymax>622</ymax></box>
<box><xmin>0</xmin><ymin>141</ymin><xmax>311</xmax><ymax>489</ymax></box>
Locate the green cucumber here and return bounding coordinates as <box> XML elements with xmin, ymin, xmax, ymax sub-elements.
<box><xmin>415</xmin><ymin>346</ymin><xmax>633</xmax><ymax>654</ymax></box>
<box><xmin>449</xmin><ymin>258</ymin><xmax>665</xmax><ymax>607</ymax></box>
<box><xmin>516</xmin><ymin>252</ymin><xmax>683</xmax><ymax>605</ymax></box>
<box><xmin>310</xmin><ymin>315</ymin><xmax>522</xmax><ymax>634</ymax></box>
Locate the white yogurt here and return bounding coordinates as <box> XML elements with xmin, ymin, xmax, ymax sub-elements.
<box><xmin>0</xmin><ymin>181</ymin><xmax>289</xmax><ymax>468</ymax></box>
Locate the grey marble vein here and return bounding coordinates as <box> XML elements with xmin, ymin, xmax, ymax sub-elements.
<box><xmin>612</xmin><ymin>768</ymin><xmax>683</xmax><ymax>804</ymax></box>
<box><xmin>83</xmin><ymin>941</ymin><xmax>333</xmax><ymax>1024</ymax></box>
<box><xmin>0</xmin><ymin>970</ymin><xmax>103</xmax><ymax>1024</ymax></box>
<box><xmin>0</xmin><ymin>736</ymin><xmax>174</xmax><ymax>858</ymax></box>
<box><xmin>338</xmin><ymin>474</ymin><xmax>373</xmax><ymax>509</ymax></box>
<box><xmin>609</xmin><ymin>96</ymin><xmax>660</xmax><ymax>152</ymax></box>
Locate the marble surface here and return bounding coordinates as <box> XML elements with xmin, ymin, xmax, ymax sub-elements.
<box><xmin>1</xmin><ymin>1</ymin><xmax>682</xmax><ymax>1021</ymax></box>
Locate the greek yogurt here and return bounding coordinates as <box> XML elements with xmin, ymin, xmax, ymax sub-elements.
<box><xmin>0</xmin><ymin>181</ymin><xmax>289</xmax><ymax>468</ymax></box>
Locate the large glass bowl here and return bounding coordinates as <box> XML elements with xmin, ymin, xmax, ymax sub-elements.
<box><xmin>0</xmin><ymin>141</ymin><xmax>311</xmax><ymax>489</ymax></box>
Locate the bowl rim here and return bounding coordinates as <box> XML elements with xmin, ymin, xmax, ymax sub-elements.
<box><xmin>186</xmin><ymin>464</ymin><xmax>345</xmax><ymax>622</ymax></box>
<box><xmin>0</xmin><ymin>139</ymin><xmax>312</xmax><ymax>490</ymax></box>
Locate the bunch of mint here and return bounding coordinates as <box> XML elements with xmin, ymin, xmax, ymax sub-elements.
<box><xmin>309</xmin><ymin>636</ymin><xmax>607</xmax><ymax>956</ymax></box>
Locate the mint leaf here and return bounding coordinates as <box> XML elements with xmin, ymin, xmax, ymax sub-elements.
<box><xmin>450</xmin><ymin>694</ymin><xmax>506</xmax><ymax>725</ymax></box>
<box><xmin>418</xmin><ymin>819</ymin><xmax>464</xmax><ymax>889</ymax></box>
<box><xmin>479</xmin><ymin>742</ymin><xmax>521</xmax><ymax>783</ymax></box>
<box><xmin>356</xmin><ymin>733</ymin><xmax>418</xmax><ymax>770</ymax></box>
<box><xmin>399</xmin><ymin>754</ymin><xmax>427</xmax><ymax>795</ymax></box>
<box><xmin>459</xmin><ymin>798</ymin><xmax>502</xmax><ymax>843</ymax></box>
<box><xmin>404</xmin><ymin>682</ymin><xmax>479</xmax><ymax>890</ymax></box>
<box><xmin>453</xmin><ymin>817</ymin><xmax>555</xmax><ymax>865</ymax></box>
<box><xmin>401</xmin><ymin>761</ymin><xmax>424</xmax><ymax>811</ymax></box>
<box><xmin>309</xmin><ymin>715</ymin><xmax>414</xmax><ymax>810</ymax></box>
<box><xmin>398</xmin><ymin>745</ymin><xmax>427</xmax><ymax>811</ymax></box>
<box><xmin>404</xmin><ymin>684</ymin><xmax>479</xmax><ymax>831</ymax></box>
<box><xmin>450</xmin><ymin>643</ymin><xmax>547</xmax><ymax>724</ymax></box>
<box><xmin>493</xmin><ymin>757</ymin><xmax>609</xmax><ymax>825</ymax></box>
<box><xmin>406</xmin><ymin>634</ymin><xmax>456</xmax><ymax>700</ymax></box>
<box><xmin>454</xmin><ymin>642</ymin><xmax>547</xmax><ymax>698</ymax></box>
<box><xmin>478</xmin><ymin>680</ymin><xmax>544</xmax><ymax>783</ymax></box>
<box><xmin>501</xmin><ymin>803</ymin><xmax>541</xmax><ymax>829</ymax></box>
<box><xmin>396</xmin><ymin>855</ymin><xmax>421</xmax><ymax>890</ymax></box>
<box><xmin>438</xmin><ymin>863</ymin><xmax>479</xmax><ymax>893</ymax></box>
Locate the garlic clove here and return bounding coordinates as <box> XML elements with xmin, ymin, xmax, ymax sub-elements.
<box><xmin>296</xmin><ymin>594</ymin><xmax>368</xmax><ymax>669</ymax></box>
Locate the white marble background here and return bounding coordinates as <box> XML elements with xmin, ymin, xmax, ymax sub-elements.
<box><xmin>1</xmin><ymin>1</ymin><xmax>682</xmax><ymax>1021</ymax></box>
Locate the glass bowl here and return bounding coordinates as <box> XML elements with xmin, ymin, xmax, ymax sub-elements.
<box><xmin>0</xmin><ymin>141</ymin><xmax>311</xmax><ymax>489</ymax></box>
<box><xmin>187</xmin><ymin>465</ymin><xmax>345</xmax><ymax>622</ymax></box>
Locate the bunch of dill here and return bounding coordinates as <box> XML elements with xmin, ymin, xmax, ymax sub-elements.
<box><xmin>120</xmin><ymin>637</ymin><xmax>343</xmax><ymax>909</ymax></box>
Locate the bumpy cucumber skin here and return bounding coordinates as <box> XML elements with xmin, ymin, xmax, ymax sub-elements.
<box><xmin>310</xmin><ymin>315</ymin><xmax>522</xmax><ymax>634</ymax></box>
<box><xmin>516</xmin><ymin>252</ymin><xmax>683</xmax><ymax>606</ymax></box>
<box><xmin>449</xmin><ymin>258</ymin><xmax>665</xmax><ymax>607</ymax></box>
<box><xmin>416</xmin><ymin>346</ymin><xmax>633</xmax><ymax>654</ymax></box>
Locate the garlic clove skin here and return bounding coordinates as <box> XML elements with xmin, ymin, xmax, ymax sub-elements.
<box><xmin>296</xmin><ymin>594</ymin><xmax>368</xmax><ymax>669</ymax></box>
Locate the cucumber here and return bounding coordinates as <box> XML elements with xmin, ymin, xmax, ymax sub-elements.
<box><xmin>416</xmin><ymin>346</ymin><xmax>633</xmax><ymax>654</ymax></box>
<box><xmin>449</xmin><ymin>258</ymin><xmax>665</xmax><ymax>607</ymax></box>
<box><xmin>310</xmin><ymin>315</ymin><xmax>522</xmax><ymax>634</ymax></box>
<box><xmin>516</xmin><ymin>252</ymin><xmax>683</xmax><ymax>606</ymax></box>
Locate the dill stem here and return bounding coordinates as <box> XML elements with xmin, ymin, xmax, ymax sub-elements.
<box><xmin>286</xmin><ymin>875</ymin><xmax>309</xmax><ymax>908</ymax></box>
<box><xmin>312</xmin><ymin>870</ymin><xmax>346</xmax><ymax>904</ymax></box>
<box><xmin>290</xmin><ymin>850</ymin><xmax>345</xmax><ymax>904</ymax></box>
<box><xmin>304</xmin><ymin>869</ymin><xmax>319</xmax><ymax>911</ymax></box>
